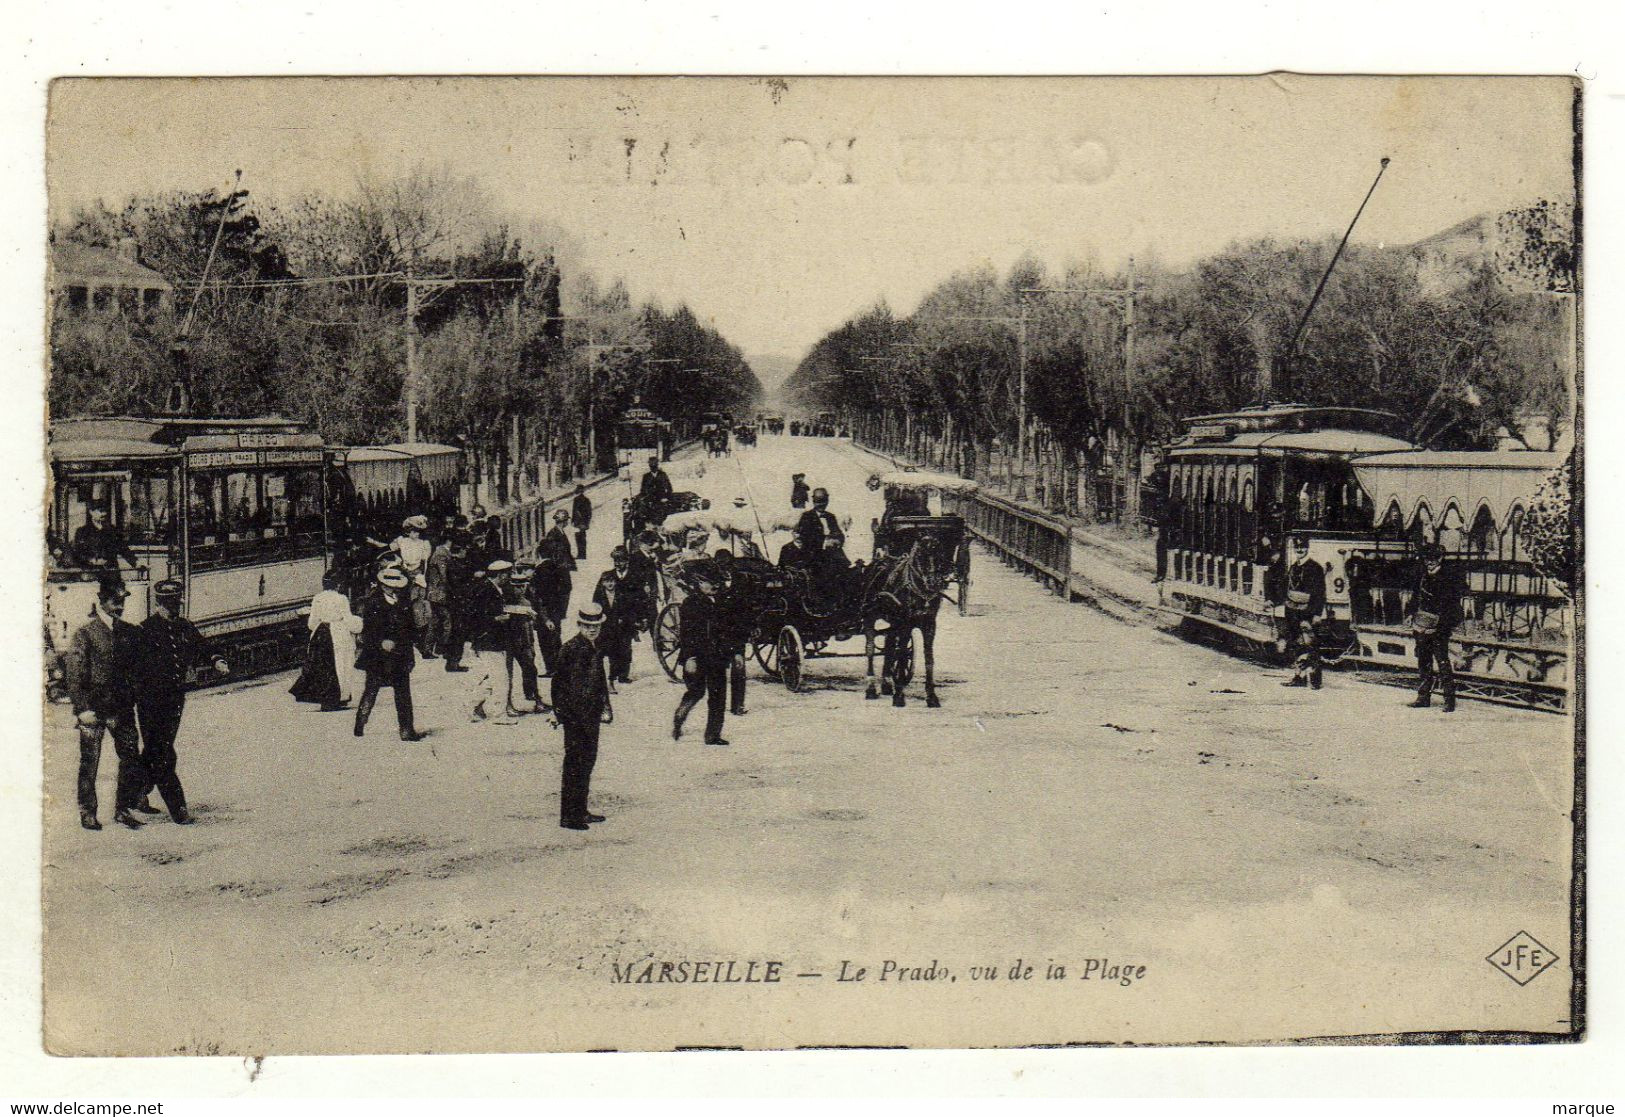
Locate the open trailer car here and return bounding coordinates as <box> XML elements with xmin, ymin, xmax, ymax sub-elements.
<box><xmin>1343</xmin><ymin>449</ymin><xmax>1572</xmax><ymax>712</ymax></box>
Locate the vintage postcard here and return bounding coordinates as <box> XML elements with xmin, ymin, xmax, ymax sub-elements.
<box><xmin>40</xmin><ymin>74</ymin><xmax>1580</xmax><ymax>1054</ymax></box>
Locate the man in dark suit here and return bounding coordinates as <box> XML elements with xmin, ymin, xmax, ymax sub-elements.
<box><xmin>571</xmin><ymin>484</ymin><xmax>594</xmax><ymax>560</ymax></box>
<box><xmin>354</xmin><ymin>567</ymin><xmax>423</xmax><ymax>740</ymax></box>
<box><xmin>639</xmin><ymin>456</ymin><xmax>673</xmax><ymax>503</ymax></box>
<box><xmin>504</xmin><ymin>563</ymin><xmax>547</xmax><ymax>715</ymax></box>
<box><xmin>66</xmin><ymin>576</ymin><xmax>148</xmax><ymax>830</ymax></box>
<box><xmin>1407</xmin><ymin>542</ymin><xmax>1468</xmax><ymax>712</ymax></box>
<box><xmin>795</xmin><ymin>488</ymin><xmax>849</xmax><ymax>567</ymax></box>
<box><xmin>592</xmin><ymin>546</ymin><xmax>638</xmax><ymax>684</ymax></box>
<box><xmin>133</xmin><ymin>579</ymin><xmax>226</xmax><ymax>824</ymax></box>
<box><xmin>552</xmin><ymin>602</ymin><xmax>611</xmax><ymax>830</ymax></box>
<box><xmin>672</xmin><ymin>560</ymin><xmax>729</xmax><ymax>746</ymax></box>
<box><xmin>1276</xmin><ymin>533</ymin><xmax>1328</xmax><ymax>690</ymax></box>
<box><xmin>790</xmin><ymin>473</ymin><xmax>810</xmax><ymax>509</ymax></box>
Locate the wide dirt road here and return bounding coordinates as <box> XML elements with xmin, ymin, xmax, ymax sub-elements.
<box><xmin>43</xmin><ymin>434</ymin><xmax>1575</xmax><ymax>1053</ymax></box>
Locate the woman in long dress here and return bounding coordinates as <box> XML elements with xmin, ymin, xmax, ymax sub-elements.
<box><xmin>291</xmin><ymin>569</ymin><xmax>363</xmax><ymax>710</ymax></box>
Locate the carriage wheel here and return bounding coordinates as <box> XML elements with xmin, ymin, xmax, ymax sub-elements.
<box><xmin>777</xmin><ymin>626</ymin><xmax>804</xmax><ymax>692</ymax></box>
<box><xmin>654</xmin><ymin>602</ymin><xmax>683</xmax><ymax>681</ymax></box>
<box><xmin>754</xmin><ymin>634</ymin><xmax>782</xmax><ymax>680</ymax></box>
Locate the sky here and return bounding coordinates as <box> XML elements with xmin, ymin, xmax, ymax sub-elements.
<box><xmin>47</xmin><ymin>76</ymin><xmax>1577</xmax><ymax>371</ymax></box>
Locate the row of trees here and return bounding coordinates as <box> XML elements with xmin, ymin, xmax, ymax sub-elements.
<box><xmin>786</xmin><ymin>204</ymin><xmax>1575</xmax><ymax>522</ymax></box>
<box><xmin>50</xmin><ymin>167</ymin><xmax>761</xmax><ymax>503</ymax></box>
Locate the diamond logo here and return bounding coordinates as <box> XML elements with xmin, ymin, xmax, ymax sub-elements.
<box><xmin>1486</xmin><ymin>931</ymin><xmax>1560</xmax><ymax>986</ymax></box>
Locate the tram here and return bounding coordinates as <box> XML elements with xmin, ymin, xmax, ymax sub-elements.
<box><xmin>47</xmin><ymin>416</ymin><xmax>339</xmax><ymax>685</ymax></box>
<box><xmin>1158</xmin><ymin>404</ymin><xmax>1415</xmax><ymax>653</ymax></box>
<box><xmin>1157</xmin><ymin>403</ymin><xmax>1574</xmax><ymax>710</ymax></box>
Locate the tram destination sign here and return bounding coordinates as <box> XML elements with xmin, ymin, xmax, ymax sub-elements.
<box><xmin>188</xmin><ymin>448</ymin><xmax>323</xmax><ymax>468</ymax></box>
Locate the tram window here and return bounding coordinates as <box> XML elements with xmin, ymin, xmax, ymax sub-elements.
<box><xmin>265</xmin><ymin>468</ymin><xmax>324</xmax><ymax>537</ymax></box>
<box><xmin>223</xmin><ymin>471</ymin><xmax>268</xmax><ymax>539</ymax></box>
<box><xmin>188</xmin><ymin>474</ymin><xmax>224</xmax><ymax>544</ymax></box>
<box><xmin>127</xmin><ymin>472</ymin><xmax>174</xmax><ymax>545</ymax></box>
<box><xmin>52</xmin><ymin>474</ymin><xmax>130</xmax><ymax>567</ymax></box>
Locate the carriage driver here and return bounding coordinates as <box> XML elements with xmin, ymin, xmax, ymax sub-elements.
<box><xmin>1277</xmin><ymin>532</ymin><xmax>1328</xmax><ymax>689</ymax></box>
<box><xmin>867</xmin><ymin>473</ymin><xmax>929</xmax><ymax>557</ymax></box>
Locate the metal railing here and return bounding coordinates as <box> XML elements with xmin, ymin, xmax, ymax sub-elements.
<box><xmin>943</xmin><ymin>489</ymin><xmax>1072</xmax><ymax>596</ymax></box>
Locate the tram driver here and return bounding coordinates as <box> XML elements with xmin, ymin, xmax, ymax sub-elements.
<box><xmin>69</xmin><ymin>503</ymin><xmax>138</xmax><ymax>572</ymax></box>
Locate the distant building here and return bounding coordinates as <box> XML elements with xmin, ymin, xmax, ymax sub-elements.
<box><xmin>50</xmin><ymin>239</ymin><xmax>173</xmax><ymax>317</ymax></box>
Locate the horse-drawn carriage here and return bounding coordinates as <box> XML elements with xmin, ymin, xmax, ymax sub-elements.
<box><xmin>621</xmin><ymin>487</ymin><xmax>708</xmax><ymax>543</ymax></box>
<box><xmin>650</xmin><ymin>477</ymin><xmax>975</xmax><ymax>706</ymax></box>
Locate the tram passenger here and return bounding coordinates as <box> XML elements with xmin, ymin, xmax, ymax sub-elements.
<box><xmin>672</xmin><ymin>560</ymin><xmax>730</xmax><ymax>747</ymax></box>
<box><xmin>1407</xmin><ymin>542</ymin><xmax>1467</xmax><ymax>712</ymax></box>
<box><xmin>1276</xmin><ymin>533</ymin><xmax>1327</xmax><ymax>689</ymax></box>
<box><xmin>353</xmin><ymin>567</ymin><xmax>423</xmax><ymax>741</ymax></box>
<box><xmin>70</xmin><ymin>504</ymin><xmax>138</xmax><ymax>571</ymax></box>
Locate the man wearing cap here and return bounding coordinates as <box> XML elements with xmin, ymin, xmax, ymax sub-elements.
<box><xmin>1276</xmin><ymin>533</ymin><xmax>1328</xmax><ymax>689</ymax></box>
<box><xmin>593</xmin><ymin>546</ymin><xmax>638</xmax><ymax>684</ymax></box>
<box><xmin>672</xmin><ymin>560</ymin><xmax>729</xmax><ymax>746</ymax></box>
<box><xmin>133</xmin><ymin>579</ymin><xmax>226</xmax><ymax>824</ymax></box>
<box><xmin>354</xmin><ymin>567</ymin><xmax>423</xmax><ymax>741</ymax></box>
<box><xmin>1407</xmin><ymin>543</ymin><xmax>1468</xmax><ymax>712</ymax></box>
<box><xmin>571</xmin><ymin>484</ymin><xmax>593</xmax><ymax>561</ymax></box>
<box><xmin>65</xmin><ymin>576</ymin><xmax>148</xmax><ymax>830</ymax></box>
<box><xmin>790</xmin><ymin>473</ymin><xmax>809</xmax><ymax>510</ymax></box>
<box><xmin>70</xmin><ymin>504</ymin><xmax>138</xmax><ymax>571</ymax></box>
<box><xmin>627</xmin><ymin>530</ymin><xmax>662</xmax><ymax>637</ymax></box>
<box><xmin>552</xmin><ymin>603</ymin><xmax>612</xmax><ymax>830</ymax></box>
<box><xmin>502</xmin><ymin>563</ymin><xmax>548</xmax><ymax>716</ymax></box>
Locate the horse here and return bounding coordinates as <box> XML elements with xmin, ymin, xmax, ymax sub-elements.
<box><xmin>862</xmin><ymin>533</ymin><xmax>957</xmax><ymax>708</ymax></box>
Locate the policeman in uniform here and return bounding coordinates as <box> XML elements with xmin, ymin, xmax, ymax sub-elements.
<box><xmin>1278</xmin><ymin>533</ymin><xmax>1328</xmax><ymax>689</ymax></box>
<box><xmin>65</xmin><ymin>575</ymin><xmax>147</xmax><ymax>830</ymax></box>
<box><xmin>1407</xmin><ymin>542</ymin><xmax>1467</xmax><ymax>712</ymax></box>
<box><xmin>354</xmin><ymin>567</ymin><xmax>423</xmax><ymax>740</ymax></box>
<box><xmin>133</xmin><ymin>579</ymin><xmax>226</xmax><ymax>824</ymax></box>
<box><xmin>672</xmin><ymin>559</ymin><xmax>729</xmax><ymax>746</ymax></box>
<box><xmin>552</xmin><ymin>602</ymin><xmax>611</xmax><ymax>830</ymax></box>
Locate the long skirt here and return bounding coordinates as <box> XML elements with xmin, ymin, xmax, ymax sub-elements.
<box><xmin>291</xmin><ymin>624</ymin><xmax>349</xmax><ymax>707</ymax></box>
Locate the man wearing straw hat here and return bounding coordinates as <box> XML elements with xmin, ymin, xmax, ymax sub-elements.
<box><xmin>552</xmin><ymin>602</ymin><xmax>612</xmax><ymax>830</ymax></box>
<box><xmin>354</xmin><ymin>566</ymin><xmax>423</xmax><ymax>741</ymax></box>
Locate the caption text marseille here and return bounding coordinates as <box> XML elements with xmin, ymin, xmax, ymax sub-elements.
<box><xmin>610</xmin><ymin>958</ymin><xmax>1149</xmax><ymax>987</ymax></box>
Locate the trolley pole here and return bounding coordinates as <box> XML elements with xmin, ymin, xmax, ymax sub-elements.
<box><xmin>405</xmin><ymin>278</ymin><xmax>419</xmax><ymax>444</ymax></box>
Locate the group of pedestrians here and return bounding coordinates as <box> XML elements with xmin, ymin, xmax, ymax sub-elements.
<box><xmin>65</xmin><ymin>574</ymin><xmax>225</xmax><ymax>831</ymax></box>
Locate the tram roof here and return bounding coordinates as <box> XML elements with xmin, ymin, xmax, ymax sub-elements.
<box><xmin>344</xmin><ymin>442</ymin><xmax>462</xmax><ymax>461</ymax></box>
<box><xmin>1169</xmin><ymin>429</ymin><xmax>1415</xmax><ymax>457</ymax></box>
<box><xmin>50</xmin><ymin>415</ymin><xmax>323</xmax><ymax>458</ymax></box>
<box><xmin>1351</xmin><ymin>449</ymin><xmax>1563</xmax><ymax>530</ymax></box>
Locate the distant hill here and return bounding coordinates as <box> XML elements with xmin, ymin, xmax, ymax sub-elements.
<box><xmin>745</xmin><ymin>351</ymin><xmax>802</xmax><ymax>401</ymax></box>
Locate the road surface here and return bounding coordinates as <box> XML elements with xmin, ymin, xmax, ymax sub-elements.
<box><xmin>43</xmin><ymin>434</ymin><xmax>1576</xmax><ymax>1053</ymax></box>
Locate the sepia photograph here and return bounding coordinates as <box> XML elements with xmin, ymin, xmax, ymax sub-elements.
<box><xmin>36</xmin><ymin>73</ymin><xmax>1581</xmax><ymax>1056</ymax></box>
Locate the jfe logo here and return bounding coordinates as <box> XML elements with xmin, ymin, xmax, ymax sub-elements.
<box><xmin>1487</xmin><ymin>931</ymin><xmax>1559</xmax><ymax>986</ymax></box>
